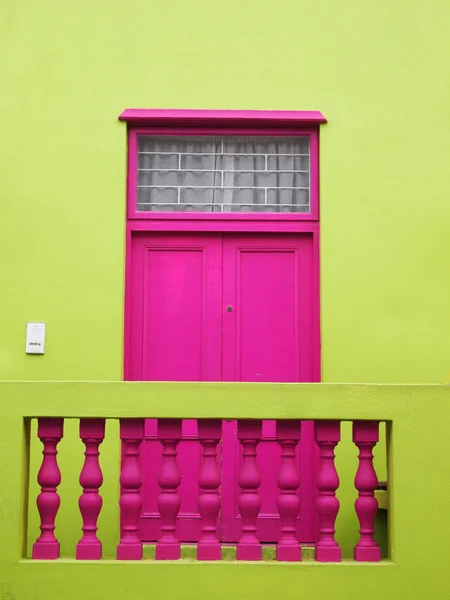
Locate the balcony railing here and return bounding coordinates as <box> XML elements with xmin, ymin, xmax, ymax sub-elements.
<box><xmin>0</xmin><ymin>382</ymin><xmax>449</xmax><ymax>600</ymax></box>
<box><xmin>30</xmin><ymin>416</ymin><xmax>382</xmax><ymax>562</ymax></box>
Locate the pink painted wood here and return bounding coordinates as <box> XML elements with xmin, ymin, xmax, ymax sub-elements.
<box><xmin>221</xmin><ymin>234</ymin><xmax>317</xmax><ymax>545</ymax></box>
<box><xmin>76</xmin><ymin>419</ymin><xmax>105</xmax><ymax>560</ymax></box>
<box><xmin>156</xmin><ymin>419</ymin><xmax>182</xmax><ymax>560</ymax></box>
<box><xmin>237</xmin><ymin>420</ymin><xmax>262</xmax><ymax>561</ymax></box>
<box><xmin>123</xmin><ymin>109</ymin><xmax>322</xmax><ymax>547</ymax></box>
<box><xmin>32</xmin><ymin>418</ymin><xmax>64</xmax><ymax>560</ymax></box>
<box><xmin>117</xmin><ymin>419</ymin><xmax>144</xmax><ymax>560</ymax></box>
<box><xmin>125</xmin><ymin>125</ymin><xmax>320</xmax><ymax>222</ymax></box>
<box><xmin>353</xmin><ymin>421</ymin><xmax>381</xmax><ymax>562</ymax></box>
<box><xmin>129</xmin><ymin>233</ymin><xmax>222</xmax><ymax>543</ymax></box>
<box><xmin>119</xmin><ymin>108</ymin><xmax>327</xmax><ymax>128</ymax></box>
<box><xmin>197</xmin><ymin>419</ymin><xmax>222</xmax><ymax>560</ymax></box>
<box><xmin>276</xmin><ymin>420</ymin><xmax>301</xmax><ymax>561</ymax></box>
<box><xmin>314</xmin><ymin>420</ymin><xmax>341</xmax><ymax>562</ymax></box>
<box><xmin>128</xmin><ymin>232</ymin><xmax>319</xmax><ymax>545</ymax></box>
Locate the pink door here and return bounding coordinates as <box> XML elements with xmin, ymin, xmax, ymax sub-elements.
<box><xmin>127</xmin><ymin>231</ymin><xmax>317</xmax><ymax>544</ymax></box>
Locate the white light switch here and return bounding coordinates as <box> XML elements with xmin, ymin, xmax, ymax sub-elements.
<box><xmin>26</xmin><ymin>322</ymin><xmax>46</xmax><ymax>354</ymax></box>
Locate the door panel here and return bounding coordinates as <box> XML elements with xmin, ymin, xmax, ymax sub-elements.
<box><xmin>221</xmin><ymin>235</ymin><xmax>316</xmax><ymax>543</ymax></box>
<box><xmin>129</xmin><ymin>233</ymin><xmax>222</xmax><ymax>541</ymax></box>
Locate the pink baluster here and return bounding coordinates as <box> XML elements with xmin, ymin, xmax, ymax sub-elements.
<box><xmin>353</xmin><ymin>421</ymin><xmax>381</xmax><ymax>562</ymax></box>
<box><xmin>315</xmin><ymin>420</ymin><xmax>341</xmax><ymax>562</ymax></box>
<box><xmin>156</xmin><ymin>419</ymin><xmax>182</xmax><ymax>560</ymax></box>
<box><xmin>276</xmin><ymin>420</ymin><xmax>301</xmax><ymax>561</ymax></box>
<box><xmin>197</xmin><ymin>419</ymin><xmax>222</xmax><ymax>561</ymax></box>
<box><xmin>32</xmin><ymin>418</ymin><xmax>64</xmax><ymax>560</ymax></box>
<box><xmin>117</xmin><ymin>419</ymin><xmax>144</xmax><ymax>560</ymax></box>
<box><xmin>237</xmin><ymin>420</ymin><xmax>262</xmax><ymax>561</ymax></box>
<box><xmin>76</xmin><ymin>419</ymin><xmax>105</xmax><ymax>560</ymax></box>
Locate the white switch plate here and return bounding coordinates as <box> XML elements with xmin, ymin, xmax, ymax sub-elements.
<box><xmin>26</xmin><ymin>322</ymin><xmax>46</xmax><ymax>354</ymax></box>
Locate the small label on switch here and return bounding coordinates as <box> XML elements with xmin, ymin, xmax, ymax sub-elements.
<box><xmin>26</xmin><ymin>322</ymin><xmax>46</xmax><ymax>355</ymax></box>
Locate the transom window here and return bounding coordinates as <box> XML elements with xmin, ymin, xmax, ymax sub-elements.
<box><xmin>137</xmin><ymin>135</ymin><xmax>311</xmax><ymax>213</ymax></box>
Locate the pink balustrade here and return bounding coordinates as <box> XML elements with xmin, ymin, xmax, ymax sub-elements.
<box><xmin>76</xmin><ymin>419</ymin><xmax>105</xmax><ymax>560</ymax></box>
<box><xmin>353</xmin><ymin>421</ymin><xmax>381</xmax><ymax>562</ymax></box>
<box><xmin>197</xmin><ymin>419</ymin><xmax>222</xmax><ymax>561</ymax></box>
<box><xmin>29</xmin><ymin>415</ymin><xmax>386</xmax><ymax>563</ymax></box>
<box><xmin>156</xmin><ymin>419</ymin><xmax>182</xmax><ymax>560</ymax></box>
<box><xmin>315</xmin><ymin>420</ymin><xmax>341</xmax><ymax>562</ymax></box>
<box><xmin>33</xmin><ymin>418</ymin><xmax>64</xmax><ymax>559</ymax></box>
<box><xmin>117</xmin><ymin>419</ymin><xmax>144</xmax><ymax>560</ymax></box>
<box><xmin>276</xmin><ymin>420</ymin><xmax>301</xmax><ymax>562</ymax></box>
<box><xmin>237</xmin><ymin>420</ymin><xmax>262</xmax><ymax>561</ymax></box>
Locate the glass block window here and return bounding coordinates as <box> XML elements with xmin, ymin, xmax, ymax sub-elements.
<box><xmin>137</xmin><ymin>135</ymin><xmax>310</xmax><ymax>213</ymax></box>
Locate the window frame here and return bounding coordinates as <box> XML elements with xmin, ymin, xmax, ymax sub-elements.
<box><xmin>121</xmin><ymin>109</ymin><xmax>325</xmax><ymax>223</ymax></box>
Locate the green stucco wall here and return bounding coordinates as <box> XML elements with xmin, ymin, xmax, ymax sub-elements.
<box><xmin>1</xmin><ymin>0</ymin><xmax>449</xmax><ymax>593</ymax></box>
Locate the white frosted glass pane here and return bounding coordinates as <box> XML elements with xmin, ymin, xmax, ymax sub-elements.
<box><xmin>221</xmin><ymin>188</ymin><xmax>265</xmax><ymax>208</ymax></box>
<box><xmin>292</xmin><ymin>189</ymin><xmax>310</xmax><ymax>207</ymax></box>
<box><xmin>222</xmin><ymin>136</ymin><xmax>309</xmax><ymax>155</ymax></box>
<box><xmin>138</xmin><ymin>187</ymin><xmax>178</xmax><ymax>208</ymax></box>
<box><xmin>224</xmin><ymin>204</ymin><xmax>256</xmax><ymax>212</ymax></box>
<box><xmin>267</xmin><ymin>155</ymin><xmax>309</xmax><ymax>171</ymax></box>
<box><xmin>139</xmin><ymin>136</ymin><xmax>216</xmax><ymax>154</ymax></box>
<box><xmin>136</xmin><ymin>135</ymin><xmax>311</xmax><ymax>213</ymax></box>
<box><xmin>253</xmin><ymin>204</ymin><xmax>306</xmax><ymax>213</ymax></box>
<box><xmin>267</xmin><ymin>188</ymin><xmax>309</xmax><ymax>207</ymax></box>
<box><xmin>138</xmin><ymin>153</ymin><xmax>179</xmax><ymax>169</ymax></box>
<box><xmin>139</xmin><ymin>170</ymin><xmax>179</xmax><ymax>186</ymax></box>
<box><xmin>217</xmin><ymin>154</ymin><xmax>266</xmax><ymax>170</ymax></box>
<box><xmin>181</xmin><ymin>204</ymin><xmax>222</xmax><ymax>212</ymax></box>
<box><xmin>223</xmin><ymin>171</ymin><xmax>308</xmax><ymax>188</ymax></box>
<box><xmin>180</xmin><ymin>154</ymin><xmax>216</xmax><ymax>170</ymax></box>
<box><xmin>139</xmin><ymin>170</ymin><xmax>218</xmax><ymax>187</ymax></box>
<box><xmin>148</xmin><ymin>204</ymin><xmax>183</xmax><ymax>212</ymax></box>
<box><xmin>181</xmin><ymin>187</ymin><xmax>215</xmax><ymax>204</ymax></box>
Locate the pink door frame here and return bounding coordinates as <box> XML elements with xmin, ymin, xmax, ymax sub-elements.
<box><xmin>123</xmin><ymin>110</ymin><xmax>323</xmax><ymax>382</ymax></box>
<box><xmin>121</xmin><ymin>109</ymin><xmax>323</xmax><ymax>543</ymax></box>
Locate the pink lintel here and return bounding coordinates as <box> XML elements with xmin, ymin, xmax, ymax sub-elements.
<box><xmin>118</xmin><ymin>108</ymin><xmax>327</xmax><ymax>128</ymax></box>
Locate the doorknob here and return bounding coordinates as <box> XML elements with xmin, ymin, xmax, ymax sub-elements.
<box><xmin>226</xmin><ymin>305</ymin><xmax>233</xmax><ymax>312</ymax></box>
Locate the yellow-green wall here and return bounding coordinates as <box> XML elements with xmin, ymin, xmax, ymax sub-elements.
<box><xmin>0</xmin><ymin>0</ymin><xmax>449</xmax><ymax>566</ymax></box>
<box><xmin>2</xmin><ymin>1</ymin><xmax>450</xmax><ymax>383</ymax></box>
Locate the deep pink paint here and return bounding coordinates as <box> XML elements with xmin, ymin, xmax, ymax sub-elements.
<box><xmin>236</xmin><ymin>420</ymin><xmax>262</xmax><ymax>561</ymax></box>
<box><xmin>156</xmin><ymin>419</ymin><xmax>182</xmax><ymax>560</ymax></box>
<box><xmin>32</xmin><ymin>418</ymin><xmax>64</xmax><ymax>560</ymax></box>
<box><xmin>76</xmin><ymin>419</ymin><xmax>105</xmax><ymax>560</ymax></box>
<box><xmin>123</xmin><ymin>110</ymin><xmax>322</xmax><ymax>548</ymax></box>
<box><xmin>129</xmin><ymin>233</ymin><xmax>317</xmax><ymax>543</ymax></box>
<box><xmin>276</xmin><ymin>421</ymin><xmax>301</xmax><ymax>562</ymax></box>
<box><xmin>197</xmin><ymin>419</ymin><xmax>222</xmax><ymax>561</ymax></box>
<box><xmin>126</xmin><ymin>126</ymin><xmax>320</xmax><ymax>221</ymax></box>
<box><xmin>119</xmin><ymin>108</ymin><xmax>327</xmax><ymax>128</ymax></box>
<box><xmin>353</xmin><ymin>421</ymin><xmax>381</xmax><ymax>562</ymax></box>
<box><xmin>128</xmin><ymin>219</ymin><xmax>319</xmax><ymax>232</ymax></box>
<box><xmin>315</xmin><ymin>421</ymin><xmax>342</xmax><ymax>562</ymax></box>
<box><xmin>133</xmin><ymin>234</ymin><xmax>222</xmax><ymax>543</ymax></box>
<box><xmin>117</xmin><ymin>419</ymin><xmax>144</xmax><ymax>560</ymax></box>
<box><xmin>220</xmin><ymin>234</ymin><xmax>317</xmax><ymax>544</ymax></box>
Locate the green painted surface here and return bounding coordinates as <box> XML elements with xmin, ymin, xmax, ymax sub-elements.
<box><xmin>375</xmin><ymin>490</ymin><xmax>388</xmax><ymax>511</ymax></box>
<box><xmin>0</xmin><ymin>382</ymin><xmax>449</xmax><ymax>599</ymax></box>
<box><xmin>1</xmin><ymin>1</ymin><xmax>450</xmax><ymax>596</ymax></box>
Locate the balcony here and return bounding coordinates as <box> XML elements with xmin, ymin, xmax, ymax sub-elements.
<box><xmin>0</xmin><ymin>381</ymin><xmax>449</xmax><ymax>600</ymax></box>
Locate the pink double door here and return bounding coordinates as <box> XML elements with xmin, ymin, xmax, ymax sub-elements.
<box><xmin>127</xmin><ymin>231</ymin><xmax>317</xmax><ymax>544</ymax></box>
